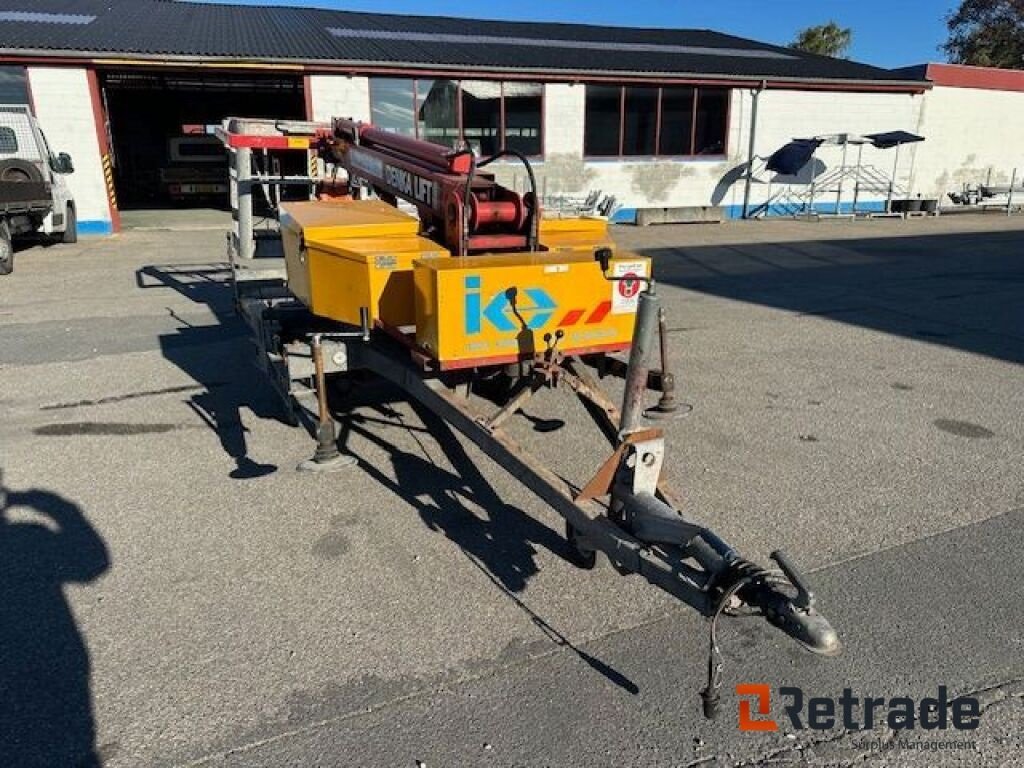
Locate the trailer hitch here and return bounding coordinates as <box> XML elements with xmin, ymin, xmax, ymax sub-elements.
<box><xmin>591</xmin><ymin>251</ymin><xmax>840</xmax><ymax>717</ymax></box>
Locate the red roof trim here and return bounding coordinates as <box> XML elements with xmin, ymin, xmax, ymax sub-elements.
<box><xmin>925</xmin><ymin>62</ymin><xmax>1024</xmax><ymax>93</ymax></box>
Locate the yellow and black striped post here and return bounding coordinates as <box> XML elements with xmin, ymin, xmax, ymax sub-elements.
<box><xmin>101</xmin><ymin>153</ymin><xmax>118</xmax><ymax>210</ymax></box>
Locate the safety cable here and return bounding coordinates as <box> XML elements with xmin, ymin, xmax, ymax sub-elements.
<box><xmin>700</xmin><ymin>560</ymin><xmax>789</xmax><ymax>719</ymax></box>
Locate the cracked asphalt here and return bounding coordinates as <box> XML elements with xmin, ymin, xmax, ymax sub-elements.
<box><xmin>1</xmin><ymin>213</ymin><xmax>1022</xmax><ymax>767</ymax></box>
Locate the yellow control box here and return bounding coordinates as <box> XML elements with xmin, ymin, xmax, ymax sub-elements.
<box><xmin>413</xmin><ymin>250</ymin><xmax>650</xmax><ymax>369</ymax></box>
<box><xmin>280</xmin><ymin>200</ymin><xmax>448</xmax><ymax>327</ymax></box>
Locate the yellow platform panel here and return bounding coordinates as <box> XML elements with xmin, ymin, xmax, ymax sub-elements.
<box><xmin>537</xmin><ymin>216</ymin><xmax>613</xmax><ymax>251</ymax></box>
<box><xmin>280</xmin><ymin>200</ymin><xmax>447</xmax><ymax>327</ymax></box>
<box><xmin>414</xmin><ymin>250</ymin><xmax>650</xmax><ymax>369</ymax></box>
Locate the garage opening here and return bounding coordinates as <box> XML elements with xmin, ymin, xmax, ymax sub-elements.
<box><xmin>100</xmin><ymin>70</ymin><xmax>307</xmax><ymax>218</ymax></box>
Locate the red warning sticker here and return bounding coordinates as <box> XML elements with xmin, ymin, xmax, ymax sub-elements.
<box><xmin>611</xmin><ymin>261</ymin><xmax>648</xmax><ymax>313</ymax></box>
<box><xmin>618</xmin><ymin>273</ymin><xmax>641</xmax><ymax>298</ymax></box>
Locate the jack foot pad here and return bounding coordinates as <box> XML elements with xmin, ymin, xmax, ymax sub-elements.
<box><xmin>297</xmin><ymin>453</ymin><xmax>357</xmax><ymax>472</ymax></box>
<box><xmin>643</xmin><ymin>402</ymin><xmax>693</xmax><ymax>420</ymax></box>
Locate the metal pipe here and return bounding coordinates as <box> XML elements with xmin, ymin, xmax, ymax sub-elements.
<box><xmin>236</xmin><ymin>146</ymin><xmax>254</xmax><ymax>260</ymax></box>
<box><xmin>852</xmin><ymin>143</ymin><xmax>863</xmax><ymax>214</ymax></box>
<box><xmin>1008</xmin><ymin>168</ymin><xmax>1017</xmax><ymax>217</ymax></box>
<box><xmin>741</xmin><ymin>82</ymin><xmax>765</xmax><ymax>220</ymax></box>
<box><xmin>834</xmin><ymin>135</ymin><xmax>848</xmax><ymax>215</ymax></box>
<box><xmin>619</xmin><ymin>288</ymin><xmax>660</xmax><ymax>436</ymax></box>
<box><xmin>310</xmin><ymin>334</ymin><xmax>340</xmax><ymax>461</ymax></box>
<box><xmin>888</xmin><ymin>143</ymin><xmax>900</xmax><ymax>213</ymax></box>
<box><xmin>644</xmin><ymin>305</ymin><xmax>688</xmax><ymax>419</ymax></box>
<box><xmin>807</xmin><ymin>146</ymin><xmax>817</xmax><ymax>215</ymax></box>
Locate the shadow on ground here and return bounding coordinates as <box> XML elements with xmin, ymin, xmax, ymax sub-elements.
<box><xmin>0</xmin><ymin>477</ymin><xmax>110</xmax><ymax>768</ymax></box>
<box><xmin>331</xmin><ymin>386</ymin><xmax>639</xmax><ymax>694</ymax></box>
<box><xmin>634</xmin><ymin>228</ymin><xmax>1024</xmax><ymax>366</ymax></box>
<box><xmin>138</xmin><ymin>263</ymin><xmax>285</xmax><ymax>479</ymax></box>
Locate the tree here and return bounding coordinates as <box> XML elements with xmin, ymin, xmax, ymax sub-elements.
<box><xmin>943</xmin><ymin>0</ymin><xmax>1024</xmax><ymax>69</ymax></box>
<box><xmin>789</xmin><ymin>22</ymin><xmax>853</xmax><ymax>58</ymax></box>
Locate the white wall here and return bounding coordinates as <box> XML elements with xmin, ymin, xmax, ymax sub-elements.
<box><xmin>912</xmin><ymin>85</ymin><xmax>1024</xmax><ymax>198</ymax></box>
<box><xmin>309</xmin><ymin>75</ymin><xmax>370</xmax><ymax>123</ymax></box>
<box><xmin>543</xmin><ymin>82</ymin><xmax>584</xmax><ymax>155</ymax></box>
<box><xmin>721</xmin><ymin>88</ymin><xmax>925</xmax><ymax>215</ymax></box>
<box><xmin>27</xmin><ymin>66</ymin><xmax>111</xmax><ymax>231</ymax></box>
<box><xmin>519</xmin><ymin>84</ymin><xmax>926</xmax><ymax>218</ymax></box>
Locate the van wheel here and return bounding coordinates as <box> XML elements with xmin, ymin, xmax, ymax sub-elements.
<box><xmin>0</xmin><ymin>221</ymin><xmax>13</xmax><ymax>275</ymax></box>
<box><xmin>62</xmin><ymin>205</ymin><xmax>78</xmax><ymax>244</ymax></box>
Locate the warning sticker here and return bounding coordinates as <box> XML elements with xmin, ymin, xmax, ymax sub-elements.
<box><xmin>611</xmin><ymin>261</ymin><xmax>648</xmax><ymax>314</ymax></box>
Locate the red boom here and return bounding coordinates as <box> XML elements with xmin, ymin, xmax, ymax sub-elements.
<box><xmin>326</xmin><ymin>117</ymin><xmax>538</xmax><ymax>257</ymax></box>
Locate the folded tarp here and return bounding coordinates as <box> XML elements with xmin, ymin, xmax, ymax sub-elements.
<box><xmin>864</xmin><ymin>130</ymin><xmax>925</xmax><ymax>149</ymax></box>
<box><xmin>765</xmin><ymin>138</ymin><xmax>823</xmax><ymax>175</ymax></box>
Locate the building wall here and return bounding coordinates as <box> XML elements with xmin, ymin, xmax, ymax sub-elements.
<box><xmin>29</xmin><ymin>63</ymin><xmax>1016</xmax><ymax>234</ymax></box>
<box><xmin>27</xmin><ymin>66</ymin><xmax>112</xmax><ymax>234</ymax></box>
<box><xmin>308</xmin><ymin>75</ymin><xmax>371</xmax><ymax>123</ymax></box>
<box><xmin>493</xmin><ymin>84</ymin><xmax>926</xmax><ymax>221</ymax></box>
<box><xmin>911</xmin><ymin>84</ymin><xmax>1024</xmax><ymax>199</ymax></box>
<box><xmin>718</xmin><ymin>88</ymin><xmax>926</xmax><ymax>217</ymax></box>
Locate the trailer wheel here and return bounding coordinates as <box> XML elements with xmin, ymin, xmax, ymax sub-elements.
<box><xmin>62</xmin><ymin>204</ymin><xmax>77</xmax><ymax>244</ymax></box>
<box><xmin>566</xmin><ymin>521</ymin><xmax>598</xmax><ymax>570</ymax></box>
<box><xmin>0</xmin><ymin>221</ymin><xmax>13</xmax><ymax>275</ymax></box>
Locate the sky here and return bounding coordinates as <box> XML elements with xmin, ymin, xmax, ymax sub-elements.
<box><xmin>194</xmin><ymin>0</ymin><xmax>962</xmax><ymax>69</ymax></box>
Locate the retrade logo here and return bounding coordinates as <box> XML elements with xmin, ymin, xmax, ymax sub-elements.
<box><xmin>736</xmin><ymin>685</ymin><xmax>981</xmax><ymax>732</ymax></box>
<box><xmin>737</xmin><ymin>684</ymin><xmax>778</xmax><ymax>732</ymax></box>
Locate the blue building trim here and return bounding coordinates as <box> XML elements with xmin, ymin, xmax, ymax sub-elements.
<box><xmin>78</xmin><ymin>219</ymin><xmax>113</xmax><ymax>236</ymax></box>
<box><xmin>610</xmin><ymin>200</ymin><xmax>887</xmax><ymax>225</ymax></box>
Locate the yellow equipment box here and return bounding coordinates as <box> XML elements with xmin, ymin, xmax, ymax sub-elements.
<box><xmin>537</xmin><ymin>216</ymin><xmax>615</xmax><ymax>254</ymax></box>
<box><xmin>414</xmin><ymin>250</ymin><xmax>650</xmax><ymax>369</ymax></box>
<box><xmin>280</xmin><ymin>200</ymin><xmax>448</xmax><ymax>328</ymax></box>
<box><xmin>280</xmin><ymin>200</ymin><xmax>647</xmax><ymax>369</ymax></box>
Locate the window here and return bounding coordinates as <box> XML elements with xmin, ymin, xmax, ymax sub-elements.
<box><xmin>583</xmin><ymin>85</ymin><xmax>620</xmax><ymax>157</ymax></box>
<box><xmin>369</xmin><ymin>78</ymin><xmax>543</xmax><ymax>156</ymax></box>
<box><xmin>370</xmin><ymin>78</ymin><xmax>415</xmax><ymax>136</ymax></box>
<box><xmin>0</xmin><ymin>66</ymin><xmax>28</xmax><ymax>105</ymax></box>
<box><xmin>461</xmin><ymin>80</ymin><xmax>501</xmax><ymax>155</ymax></box>
<box><xmin>584</xmin><ymin>85</ymin><xmax>729</xmax><ymax>157</ymax></box>
<box><xmin>659</xmin><ymin>87</ymin><xmax>695</xmax><ymax>156</ymax></box>
<box><xmin>0</xmin><ymin>126</ymin><xmax>16</xmax><ymax>154</ymax></box>
<box><xmin>694</xmin><ymin>88</ymin><xmax>728</xmax><ymax>155</ymax></box>
<box><xmin>622</xmin><ymin>87</ymin><xmax>658</xmax><ymax>156</ymax></box>
<box><xmin>503</xmin><ymin>82</ymin><xmax>541</xmax><ymax>156</ymax></box>
<box><xmin>417</xmin><ymin>79</ymin><xmax>459</xmax><ymax>148</ymax></box>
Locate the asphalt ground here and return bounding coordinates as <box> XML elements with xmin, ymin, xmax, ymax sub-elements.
<box><xmin>0</xmin><ymin>213</ymin><xmax>1022</xmax><ymax>767</ymax></box>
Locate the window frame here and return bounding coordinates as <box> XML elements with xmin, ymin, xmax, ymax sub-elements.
<box><xmin>0</xmin><ymin>126</ymin><xmax>18</xmax><ymax>154</ymax></box>
<box><xmin>368</xmin><ymin>78</ymin><xmax>545</xmax><ymax>158</ymax></box>
<box><xmin>583</xmin><ymin>83</ymin><xmax>731</xmax><ymax>160</ymax></box>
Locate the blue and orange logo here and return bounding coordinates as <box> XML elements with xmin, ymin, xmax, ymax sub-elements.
<box><xmin>464</xmin><ymin>276</ymin><xmax>611</xmax><ymax>334</ymax></box>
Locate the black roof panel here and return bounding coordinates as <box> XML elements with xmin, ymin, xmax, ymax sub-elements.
<box><xmin>0</xmin><ymin>0</ymin><xmax>925</xmax><ymax>85</ymax></box>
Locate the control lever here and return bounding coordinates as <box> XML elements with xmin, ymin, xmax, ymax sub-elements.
<box><xmin>543</xmin><ymin>329</ymin><xmax>565</xmax><ymax>353</ymax></box>
<box><xmin>770</xmin><ymin>550</ymin><xmax>815</xmax><ymax>610</ymax></box>
<box><xmin>595</xmin><ymin>246</ymin><xmax>653</xmax><ymax>290</ymax></box>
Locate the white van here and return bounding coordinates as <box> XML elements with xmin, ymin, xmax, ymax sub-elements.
<box><xmin>0</xmin><ymin>105</ymin><xmax>76</xmax><ymax>273</ymax></box>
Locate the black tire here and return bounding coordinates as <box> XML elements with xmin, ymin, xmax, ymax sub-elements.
<box><xmin>0</xmin><ymin>221</ymin><xmax>13</xmax><ymax>275</ymax></box>
<box><xmin>0</xmin><ymin>158</ymin><xmax>44</xmax><ymax>183</ymax></box>
<box><xmin>566</xmin><ymin>521</ymin><xmax>598</xmax><ymax>570</ymax></box>
<box><xmin>62</xmin><ymin>204</ymin><xmax>77</xmax><ymax>244</ymax></box>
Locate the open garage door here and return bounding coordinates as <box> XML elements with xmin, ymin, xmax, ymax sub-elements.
<box><xmin>100</xmin><ymin>70</ymin><xmax>306</xmax><ymax>213</ymax></box>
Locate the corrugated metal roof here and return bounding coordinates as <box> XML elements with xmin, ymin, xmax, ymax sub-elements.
<box><xmin>0</xmin><ymin>0</ymin><xmax>925</xmax><ymax>86</ymax></box>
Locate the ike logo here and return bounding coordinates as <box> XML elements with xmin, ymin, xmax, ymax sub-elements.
<box><xmin>464</xmin><ymin>276</ymin><xmax>613</xmax><ymax>335</ymax></box>
<box><xmin>464</xmin><ymin>276</ymin><xmax>556</xmax><ymax>333</ymax></box>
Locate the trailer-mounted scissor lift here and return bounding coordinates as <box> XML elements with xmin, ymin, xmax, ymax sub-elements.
<box><xmin>218</xmin><ymin>117</ymin><xmax>840</xmax><ymax>717</ymax></box>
